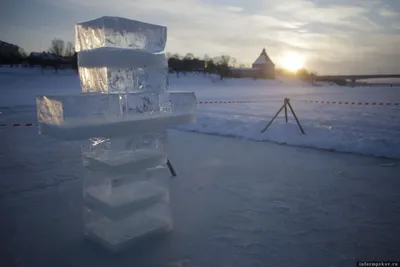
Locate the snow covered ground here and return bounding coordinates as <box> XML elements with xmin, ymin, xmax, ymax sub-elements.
<box><xmin>0</xmin><ymin>67</ymin><xmax>400</xmax><ymax>266</ymax></box>
<box><xmin>1</xmin><ymin>67</ymin><xmax>400</xmax><ymax>159</ymax></box>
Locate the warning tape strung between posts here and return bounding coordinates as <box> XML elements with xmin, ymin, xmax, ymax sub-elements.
<box><xmin>1</xmin><ymin>99</ymin><xmax>398</xmax><ymax>127</ymax></box>
<box><xmin>0</xmin><ymin>123</ymin><xmax>36</xmax><ymax>127</ymax></box>
<box><xmin>197</xmin><ymin>100</ymin><xmax>259</xmax><ymax>104</ymax></box>
<box><xmin>304</xmin><ymin>100</ymin><xmax>399</xmax><ymax>106</ymax></box>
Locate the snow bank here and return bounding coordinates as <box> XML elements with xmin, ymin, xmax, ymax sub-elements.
<box><xmin>177</xmin><ymin>111</ymin><xmax>400</xmax><ymax>159</ymax></box>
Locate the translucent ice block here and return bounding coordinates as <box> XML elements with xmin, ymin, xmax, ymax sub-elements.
<box><xmin>78</xmin><ymin>49</ymin><xmax>167</xmax><ymax>93</ymax></box>
<box><xmin>81</xmin><ymin>132</ymin><xmax>167</xmax><ymax>167</ymax></box>
<box><xmin>36</xmin><ymin>94</ymin><xmax>121</xmax><ymax>125</ymax></box>
<box><xmin>37</xmin><ymin>92</ymin><xmax>196</xmax><ymax>141</ymax></box>
<box><xmin>75</xmin><ymin>16</ymin><xmax>167</xmax><ymax>53</ymax></box>
<box><xmin>78</xmin><ymin>48</ymin><xmax>166</xmax><ymax>69</ymax></box>
<box><xmin>84</xmin><ymin>180</ymin><xmax>169</xmax><ymax>220</ymax></box>
<box><xmin>159</xmin><ymin>91</ymin><xmax>197</xmax><ymax>115</ymax></box>
<box><xmin>82</xmin><ymin>165</ymin><xmax>170</xmax><ymax>193</ymax></box>
<box><xmin>79</xmin><ymin>66</ymin><xmax>167</xmax><ymax>93</ymax></box>
<box><xmin>83</xmin><ymin>148</ymin><xmax>167</xmax><ymax>174</ymax></box>
<box><xmin>83</xmin><ymin>203</ymin><xmax>172</xmax><ymax>253</ymax></box>
<box><xmin>107</xmin><ymin>132</ymin><xmax>167</xmax><ymax>151</ymax></box>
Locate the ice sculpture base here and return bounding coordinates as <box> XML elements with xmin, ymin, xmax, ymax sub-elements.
<box><xmin>84</xmin><ymin>181</ymin><xmax>168</xmax><ymax>220</ymax></box>
<box><xmin>39</xmin><ymin>113</ymin><xmax>196</xmax><ymax>141</ymax></box>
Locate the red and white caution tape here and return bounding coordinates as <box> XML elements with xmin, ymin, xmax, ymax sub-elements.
<box><xmin>197</xmin><ymin>100</ymin><xmax>257</xmax><ymax>104</ymax></box>
<box><xmin>304</xmin><ymin>100</ymin><xmax>399</xmax><ymax>106</ymax></box>
<box><xmin>0</xmin><ymin>123</ymin><xmax>37</xmax><ymax>127</ymax></box>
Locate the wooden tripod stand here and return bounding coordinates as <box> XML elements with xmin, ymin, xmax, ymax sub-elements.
<box><xmin>260</xmin><ymin>98</ymin><xmax>305</xmax><ymax>135</ymax></box>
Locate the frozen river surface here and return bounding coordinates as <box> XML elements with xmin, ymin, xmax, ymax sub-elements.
<box><xmin>0</xmin><ymin>110</ymin><xmax>399</xmax><ymax>267</ymax></box>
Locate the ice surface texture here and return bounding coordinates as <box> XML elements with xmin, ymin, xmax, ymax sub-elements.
<box><xmin>75</xmin><ymin>16</ymin><xmax>167</xmax><ymax>53</ymax></box>
<box><xmin>78</xmin><ymin>48</ymin><xmax>168</xmax><ymax>93</ymax></box>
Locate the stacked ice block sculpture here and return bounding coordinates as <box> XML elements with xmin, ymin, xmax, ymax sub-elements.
<box><xmin>36</xmin><ymin>16</ymin><xmax>196</xmax><ymax>253</ymax></box>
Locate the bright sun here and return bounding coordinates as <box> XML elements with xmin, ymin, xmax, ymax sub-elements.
<box><xmin>281</xmin><ymin>52</ymin><xmax>305</xmax><ymax>72</ymax></box>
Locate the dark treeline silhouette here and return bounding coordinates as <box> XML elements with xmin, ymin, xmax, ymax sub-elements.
<box><xmin>167</xmin><ymin>53</ymin><xmax>240</xmax><ymax>80</ymax></box>
<box><xmin>0</xmin><ymin>38</ymin><xmax>333</xmax><ymax>84</ymax></box>
<box><xmin>0</xmin><ymin>38</ymin><xmax>77</xmax><ymax>73</ymax></box>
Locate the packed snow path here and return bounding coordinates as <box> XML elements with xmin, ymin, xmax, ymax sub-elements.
<box><xmin>0</xmin><ymin>122</ymin><xmax>399</xmax><ymax>266</ymax></box>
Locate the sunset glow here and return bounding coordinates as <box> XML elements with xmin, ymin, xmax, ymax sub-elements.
<box><xmin>281</xmin><ymin>52</ymin><xmax>305</xmax><ymax>72</ymax></box>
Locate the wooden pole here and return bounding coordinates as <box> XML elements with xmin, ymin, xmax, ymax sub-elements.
<box><xmin>286</xmin><ymin>99</ymin><xmax>306</xmax><ymax>135</ymax></box>
<box><xmin>260</xmin><ymin>102</ymin><xmax>286</xmax><ymax>133</ymax></box>
<box><xmin>167</xmin><ymin>159</ymin><xmax>177</xmax><ymax>177</ymax></box>
<box><xmin>284</xmin><ymin>99</ymin><xmax>288</xmax><ymax>123</ymax></box>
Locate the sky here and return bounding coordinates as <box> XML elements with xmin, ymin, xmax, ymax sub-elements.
<box><xmin>1</xmin><ymin>0</ymin><xmax>399</xmax><ymax>75</ymax></box>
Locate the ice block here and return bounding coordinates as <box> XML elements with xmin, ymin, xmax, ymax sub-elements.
<box><xmin>81</xmin><ymin>132</ymin><xmax>166</xmax><ymax>159</ymax></box>
<box><xmin>36</xmin><ymin>92</ymin><xmax>196</xmax><ymax>140</ymax></box>
<box><xmin>75</xmin><ymin>16</ymin><xmax>167</xmax><ymax>53</ymax></box>
<box><xmin>79</xmin><ymin>66</ymin><xmax>167</xmax><ymax>93</ymax></box>
<box><xmin>84</xmin><ymin>181</ymin><xmax>169</xmax><ymax>220</ymax></box>
<box><xmin>78</xmin><ymin>48</ymin><xmax>167</xmax><ymax>93</ymax></box>
<box><xmin>83</xmin><ymin>148</ymin><xmax>167</xmax><ymax>174</ymax></box>
<box><xmin>83</xmin><ymin>203</ymin><xmax>173</xmax><ymax>253</ymax></box>
<box><xmin>78</xmin><ymin>48</ymin><xmax>166</xmax><ymax>69</ymax></box>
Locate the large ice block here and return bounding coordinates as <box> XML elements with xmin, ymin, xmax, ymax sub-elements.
<box><xmin>81</xmin><ymin>132</ymin><xmax>166</xmax><ymax>158</ymax></box>
<box><xmin>83</xmin><ymin>165</ymin><xmax>170</xmax><ymax>192</ymax></box>
<box><xmin>83</xmin><ymin>203</ymin><xmax>172</xmax><ymax>253</ymax></box>
<box><xmin>36</xmin><ymin>92</ymin><xmax>196</xmax><ymax>141</ymax></box>
<box><xmin>78</xmin><ymin>48</ymin><xmax>166</xmax><ymax>69</ymax></box>
<box><xmin>83</xmin><ymin>148</ymin><xmax>167</xmax><ymax>174</ymax></box>
<box><xmin>75</xmin><ymin>16</ymin><xmax>167</xmax><ymax>53</ymax></box>
<box><xmin>78</xmin><ymin>48</ymin><xmax>167</xmax><ymax>93</ymax></box>
<box><xmin>79</xmin><ymin>66</ymin><xmax>167</xmax><ymax>93</ymax></box>
<box><xmin>159</xmin><ymin>91</ymin><xmax>197</xmax><ymax>115</ymax></box>
<box><xmin>36</xmin><ymin>94</ymin><xmax>122</xmax><ymax>125</ymax></box>
<box><xmin>84</xmin><ymin>181</ymin><xmax>169</xmax><ymax>220</ymax></box>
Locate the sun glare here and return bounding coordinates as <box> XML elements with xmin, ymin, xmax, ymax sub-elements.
<box><xmin>281</xmin><ymin>52</ymin><xmax>305</xmax><ymax>72</ymax></box>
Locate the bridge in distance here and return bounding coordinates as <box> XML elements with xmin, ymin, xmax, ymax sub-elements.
<box><xmin>315</xmin><ymin>74</ymin><xmax>400</xmax><ymax>81</ymax></box>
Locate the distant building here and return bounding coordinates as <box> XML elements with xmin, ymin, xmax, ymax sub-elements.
<box><xmin>229</xmin><ymin>48</ymin><xmax>275</xmax><ymax>79</ymax></box>
<box><xmin>252</xmin><ymin>48</ymin><xmax>275</xmax><ymax>78</ymax></box>
<box><xmin>0</xmin><ymin>41</ymin><xmax>20</xmax><ymax>57</ymax></box>
<box><xmin>229</xmin><ymin>67</ymin><xmax>261</xmax><ymax>79</ymax></box>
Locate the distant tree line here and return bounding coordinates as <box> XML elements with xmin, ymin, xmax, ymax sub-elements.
<box><xmin>0</xmin><ymin>46</ymin><xmax>27</xmax><ymax>65</ymax></box>
<box><xmin>0</xmin><ymin>38</ymin><xmax>77</xmax><ymax>73</ymax></box>
<box><xmin>167</xmin><ymin>53</ymin><xmax>245</xmax><ymax>80</ymax></box>
<box><xmin>2</xmin><ymin>38</ymin><xmax>343</xmax><ymax>84</ymax></box>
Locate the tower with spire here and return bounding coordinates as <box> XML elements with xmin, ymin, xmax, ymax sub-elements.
<box><xmin>252</xmin><ymin>48</ymin><xmax>275</xmax><ymax>78</ymax></box>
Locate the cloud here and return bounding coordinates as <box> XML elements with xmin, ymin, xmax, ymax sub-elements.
<box><xmin>224</xmin><ymin>6</ymin><xmax>243</xmax><ymax>12</ymax></box>
<box><xmin>378</xmin><ymin>8</ymin><xmax>399</xmax><ymax>18</ymax></box>
<box><xmin>36</xmin><ymin>0</ymin><xmax>400</xmax><ymax>73</ymax></box>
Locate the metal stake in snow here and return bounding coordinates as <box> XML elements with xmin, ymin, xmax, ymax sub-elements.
<box><xmin>36</xmin><ymin>16</ymin><xmax>197</xmax><ymax>253</ymax></box>
<box><xmin>261</xmin><ymin>98</ymin><xmax>305</xmax><ymax>135</ymax></box>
